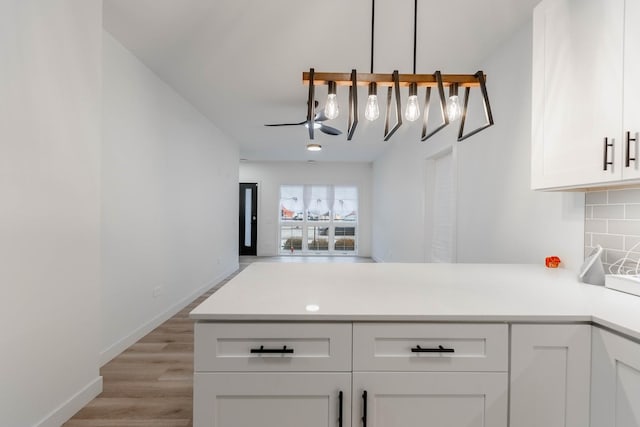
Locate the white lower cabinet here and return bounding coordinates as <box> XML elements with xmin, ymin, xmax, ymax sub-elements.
<box><xmin>591</xmin><ymin>327</ymin><xmax>640</xmax><ymax>427</ymax></box>
<box><xmin>194</xmin><ymin>372</ymin><xmax>350</xmax><ymax>427</ymax></box>
<box><xmin>195</xmin><ymin>322</ymin><xmax>640</xmax><ymax>427</ymax></box>
<box><xmin>510</xmin><ymin>324</ymin><xmax>591</xmax><ymax>427</ymax></box>
<box><xmin>352</xmin><ymin>372</ymin><xmax>508</xmax><ymax>427</ymax></box>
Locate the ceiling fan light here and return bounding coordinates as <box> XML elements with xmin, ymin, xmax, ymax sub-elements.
<box><xmin>306</xmin><ymin>143</ymin><xmax>322</xmax><ymax>152</ymax></box>
<box><xmin>304</xmin><ymin>122</ymin><xmax>322</xmax><ymax>129</ymax></box>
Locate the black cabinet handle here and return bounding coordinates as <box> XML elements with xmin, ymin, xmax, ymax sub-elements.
<box><xmin>604</xmin><ymin>137</ymin><xmax>614</xmax><ymax>171</ymax></box>
<box><xmin>338</xmin><ymin>391</ymin><xmax>343</xmax><ymax>427</ymax></box>
<box><xmin>411</xmin><ymin>344</ymin><xmax>455</xmax><ymax>353</ymax></box>
<box><xmin>249</xmin><ymin>345</ymin><xmax>294</xmax><ymax>354</ymax></box>
<box><xmin>626</xmin><ymin>131</ymin><xmax>637</xmax><ymax>167</ymax></box>
<box><xmin>361</xmin><ymin>391</ymin><xmax>367</xmax><ymax>427</ymax></box>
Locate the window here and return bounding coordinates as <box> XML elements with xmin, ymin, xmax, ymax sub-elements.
<box><xmin>279</xmin><ymin>185</ymin><xmax>358</xmax><ymax>255</ymax></box>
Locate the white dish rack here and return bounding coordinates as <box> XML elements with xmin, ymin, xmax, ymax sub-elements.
<box><xmin>605</xmin><ymin>274</ymin><xmax>640</xmax><ymax>297</ymax></box>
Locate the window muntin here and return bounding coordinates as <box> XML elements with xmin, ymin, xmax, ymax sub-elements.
<box><xmin>279</xmin><ymin>185</ymin><xmax>358</xmax><ymax>255</ymax></box>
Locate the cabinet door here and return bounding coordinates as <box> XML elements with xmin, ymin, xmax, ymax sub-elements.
<box><xmin>194</xmin><ymin>373</ymin><xmax>350</xmax><ymax>427</ymax></box>
<box><xmin>591</xmin><ymin>328</ymin><xmax>640</xmax><ymax>427</ymax></box>
<box><xmin>623</xmin><ymin>0</ymin><xmax>640</xmax><ymax>180</ymax></box>
<box><xmin>510</xmin><ymin>324</ymin><xmax>591</xmax><ymax>427</ymax></box>
<box><xmin>531</xmin><ymin>0</ymin><xmax>624</xmax><ymax>189</ymax></box>
<box><xmin>352</xmin><ymin>372</ymin><xmax>508</xmax><ymax>427</ymax></box>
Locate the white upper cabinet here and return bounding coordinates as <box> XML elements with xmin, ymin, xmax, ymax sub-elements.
<box><xmin>531</xmin><ymin>0</ymin><xmax>625</xmax><ymax>190</ymax></box>
<box><xmin>624</xmin><ymin>0</ymin><xmax>640</xmax><ymax>180</ymax></box>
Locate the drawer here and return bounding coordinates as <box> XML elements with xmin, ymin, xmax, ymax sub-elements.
<box><xmin>353</xmin><ymin>323</ymin><xmax>508</xmax><ymax>372</ymax></box>
<box><xmin>195</xmin><ymin>322</ymin><xmax>351</xmax><ymax>372</ymax></box>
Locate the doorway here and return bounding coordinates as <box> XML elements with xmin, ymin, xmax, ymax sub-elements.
<box><xmin>239</xmin><ymin>183</ymin><xmax>258</xmax><ymax>256</ymax></box>
<box><xmin>424</xmin><ymin>148</ymin><xmax>457</xmax><ymax>262</ymax></box>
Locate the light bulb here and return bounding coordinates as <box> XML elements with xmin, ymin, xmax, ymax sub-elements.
<box><xmin>306</xmin><ymin>143</ymin><xmax>322</xmax><ymax>152</ymax></box>
<box><xmin>446</xmin><ymin>95</ymin><xmax>462</xmax><ymax>121</ymax></box>
<box><xmin>404</xmin><ymin>83</ymin><xmax>420</xmax><ymax>122</ymax></box>
<box><xmin>325</xmin><ymin>94</ymin><xmax>339</xmax><ymax>120</ymax></box>
<box><xmin>365</xmin><ymin>82</ymin><xmax>380</xmax><ymax>121</ymax></box>
<box><xmin>324</xmin><ymin>81</ymin><xmax>339</xmax><ymax>120</ymax></box>
<box><xmin>365</xmin><ymin>95</ymin><xmax>379</xmax><ymax>121</ymax></box>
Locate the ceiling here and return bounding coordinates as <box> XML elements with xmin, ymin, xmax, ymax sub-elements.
<box><xmin>103</xmin><ymin>0</ymin><xmax>540</xmax><ymax>162</ymax></box>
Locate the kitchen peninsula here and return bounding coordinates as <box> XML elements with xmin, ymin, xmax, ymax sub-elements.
<box><xmin>191</xmin><ymin>262</ymin><xmax>640</xmax><ymax>427</ymax></box>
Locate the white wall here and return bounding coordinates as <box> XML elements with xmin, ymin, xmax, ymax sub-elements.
<box><xmin>0</xmin><ymin>1</ymin><xmax>103</xmax><ymax>426</ymax></box>
<box><xmin>101</xmin><ymin>32</ymin><xmax>239</xmax><ymax>363</ymax></box>
<box><xmin>239</xmin><ymin>162</ymin><xmax>373</xmax><ymax>256</ymax></box>
<box><xmin>372</xmin><ymin>21</ymin><xmax>585</xmax><ymax>269</ymax></box>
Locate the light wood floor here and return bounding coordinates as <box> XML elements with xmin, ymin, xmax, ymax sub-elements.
<box><xmin>65</xmin><ymin>256</ymin><xmax>372</xmax><ymax>427</ymax></box>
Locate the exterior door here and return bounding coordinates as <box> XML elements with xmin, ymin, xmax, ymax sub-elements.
<box><xmin>239</xmin><ymin>183</ymin><xmax>257</xmax><ymax>256</ymax></box>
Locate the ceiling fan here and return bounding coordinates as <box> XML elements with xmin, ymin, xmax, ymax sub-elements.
<box><xmin>264</xmin><ymin>101</ymin><xmax>342</xmax><ymax>136</ymax></box>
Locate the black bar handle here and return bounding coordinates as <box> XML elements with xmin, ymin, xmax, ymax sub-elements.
<box><xmin>604</xmin><ymin>137</ymin><xmax>614</xmax><ymax>171</ymax></box>
<box><xmin>362</xmin><ymin>390</ymin><xmax>367</xmax><ymax>427</ymax></box>
<box><xmin>411</xmin><ymin>344</ymin><xmax>455</xmax><ymax>353</ymax></box>
<box><xmin>338</xmin><ymin>391</ymin><xmax>343</xmax><ymax>427</ymax></box>
<box><xmin>626</xmin><ymin>131</ymin><xmax>637</xmax><ymax>167</ymax></box>
<box><xmin>249</xmin><ymin>345</ymin><xmax>294</xmax><ymax>354</ymax></box>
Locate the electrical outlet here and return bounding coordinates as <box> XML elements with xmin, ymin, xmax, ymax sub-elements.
<box><xmin>153</xmin><ymin>286</ymin><xmax>162</xmax><ymax>298</ymax></box>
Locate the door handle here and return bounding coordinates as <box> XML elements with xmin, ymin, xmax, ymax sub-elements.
<box><xmin>338</xmin><ymin>391</ymin><xmax>343</xmax><ymax>427</ymax></box>
<box><xmin>626</xmin><ymin>131</ymin><xmax>637</xmax><ymax>167</ymax></box>
<box><xmin>603</xmin><ymin>137</ymin><xmax>614</xmax><ymax>171</ymax></box>
<box><xmin>361</xmin><ymin>390</ymin><xmax>367</xmax><ymax>427</ymax></box>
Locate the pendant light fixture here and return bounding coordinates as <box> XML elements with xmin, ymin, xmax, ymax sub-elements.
<box><xmin>404</xmin><ymin>0</ymin><xmax>420</xmax><ymax>122</ymax></box>
<box><xmin>365</xmin><ymin>0</ymin><xmax>379</xmax><ymax>122</ymax></box>
<box><xmin>301</xmin><ymin>0</ymin><xmax>494</xmax><ymax>142</ymax></box>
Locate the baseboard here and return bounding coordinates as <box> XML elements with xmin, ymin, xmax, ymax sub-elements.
<box><xmin>35</xmin><ymin>376</ymin><xmax>102</xmax><ymax>427</ymax></box>
<box><xmin>371</xmin><ymin>255</ymin><xmax>385</xmax><ymax>263</ymax></box>
<box><xmin>99</xmin><ymin>262</ymin><xmax>239</xmax><ymax>366</ymax></box>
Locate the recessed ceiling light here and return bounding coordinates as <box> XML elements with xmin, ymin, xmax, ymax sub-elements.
<box><xmin>305</xmin><ymin>304</ymin><xmax>320</xmax><ymax>312</ymax></box>
<box><xmin>306</xmin><ymin>143</ymin><xmax>322</xmax><ymax>152</ymax></box>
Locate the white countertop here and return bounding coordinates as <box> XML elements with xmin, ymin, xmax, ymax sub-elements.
<box><xmin>190</xmin><ymin>263</ymin><xmax>640</xmax><ymax>341</ymax></box>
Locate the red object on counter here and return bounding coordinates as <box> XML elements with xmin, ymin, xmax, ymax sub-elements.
<box><xmin>545</xmin><ymin>256</ymin><xmax>561</xmax><ymax>268</ymax></box>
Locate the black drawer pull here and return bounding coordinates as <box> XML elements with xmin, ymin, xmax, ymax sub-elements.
<box><xmin>338</xmin><ymin>390</ymin><xmax>343</xmax><ymax>427</ymax></box>
<box><xmin>361</xmin><ymin>390</ymin><xmax>367</xmax><ymax>427</ymax></box>
<box><xmin>411</xmin><ymin>344</ymin><xmax>455</xmax><ymax>353</ymax></box>
<box><xmin>250</xmin><ymin>345</ymin><xmax>294</xmax><ymax>354</ymax></box>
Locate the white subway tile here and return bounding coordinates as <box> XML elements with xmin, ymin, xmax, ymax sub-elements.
<box><xmin>608</xmin><ymin>220</ymin><xmax>640</xmax><ymax>236</ymax></box>
<box><xmin>593</xmin><ymin>205</ymin><xmax>625</xmax><ymax>219</ymax></box>
<box><xmin>625</xmin><ymin>236</ymin><xmax>640</xmax><ymax>251</ymax></box>
<box><xmin>585</xmin><ymin>191</ymin><xmax>607</xmax><ymax>205</ymax></box>
<box><xmin>592</xmin><ymin>233</ymin><xmax>624</xmax><ymax>250</ymax></box>
<box><xmin>608</xmin><ymin>188</ymin><xmax>640</xmax><ymax>204</ymax></box>
<box><xmin>586</xmin><ymin>206</ymin><xmax>593</xmax><ymax>219</ymax></box>
<box><xmin>626</xmin><ymin>204</ymin><xmax>640</xmax><ymax>219</ymax></box>
<box><xmin>585</xmin><ymin>219</ymin><xmax>607</xmax><ymax>233</ymax></box>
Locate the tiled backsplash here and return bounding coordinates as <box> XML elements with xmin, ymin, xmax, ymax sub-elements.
<box><xmin>585</xmin><ymin>187</ymin><xmax>640</xmax><ymax>273</ymax></box>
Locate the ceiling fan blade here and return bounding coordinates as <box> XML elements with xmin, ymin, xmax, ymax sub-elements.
<box><xmin>264</xmin><ymin>120</ymin><xmax>306</xmax><ymax>127</ymax></box>
<box><xmin>319</xmin><ymin>124</ymin><xmax>342</xmax><ymax>136</ymax></box>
